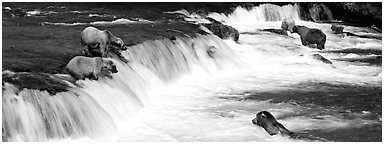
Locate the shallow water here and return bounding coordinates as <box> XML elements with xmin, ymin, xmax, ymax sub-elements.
<box><xmin>2</xmin><ymin>3</ymin><xmax>382</xmax><ymax>142</ymax></box>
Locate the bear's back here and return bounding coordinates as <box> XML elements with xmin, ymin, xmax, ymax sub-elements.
<box><xmin>81</xmin><ymin>26</ymin><xmax>108</xmax><ymax>43</ymax></box>
<box><xmin>306</xmin><ymin>28</ymin><xmax>326</xmax><ymax>41</ymax></box>
<box><xmin>67</xmin><ymin>56</ymin><xmax>100</xmax><ymax>74</ymax></box>
<box><xmin>298</xmin><ymin>26</ymin><xmax>325</xmax><ymax>39</ymax></box>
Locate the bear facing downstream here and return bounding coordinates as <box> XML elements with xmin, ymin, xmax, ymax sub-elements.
<box><xmin>66</xmin><ymin>56</ymin><xmax>118</xmax><ymax>80</ymax></box>
<box><xmin>292</xmin><ymin>25</ymin><xmax>326</xmax><ymax>50</ymax></box>
<box><xmin>81</xmin><ymin>26</ymin><xmax>129</xmax><ymax>63</ymax></box>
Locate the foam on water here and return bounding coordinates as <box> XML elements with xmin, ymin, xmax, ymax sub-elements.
<box><xmin>41</xmin><ymin>18</ymin><xmax>154</xmax><ymax>26</ymax></box>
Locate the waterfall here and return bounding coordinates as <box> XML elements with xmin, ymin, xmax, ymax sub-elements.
<box><xmin>2</xmin><ymin>83</ymin><xmax>117</xmax><ymax>141</ymax></box>
<box><xmin>2</xmin><ymin>33</ymin><xmax>243</xmax><ymax>141</ymax></box>
<box><xmin>207</xmin><ymin>4</ymin><xmax>301</xmax><ymax>32</ymax></box>
<box><xmin>209</xmin><ymin>4</ymin><xmax>300</xmax><ymax>22</ymax></box>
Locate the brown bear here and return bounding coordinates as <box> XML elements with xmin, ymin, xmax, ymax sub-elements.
<box><xmin>80</xmin><ymin>26</ymin><xmax>129</xmax><ymax>63</ymax></box>
<box><xmin>252</xmin><ymin>111</ymin><xmax>293</xmax><ymax>136</ymax></box>
<box><xmin>207</xmin><ymin>46</ymin><xmax>217</xmax><ymax>58</ymax></box>
<box><xmin>252</xmin><ymin>111</ymin><xmax>328</xmax><ymax>141</ymax></box>
<box><xmin>292</xmin><ymin>25</ymin><xmax>326</xmax><ymax>50</ymax></box>
<box><xmin>66</xmin><ymin>56</ymin><xmax>118</xmax><ymax>80</ymax></box>
<box><xmin>281</xmin><ymin>18</ymin><xmax>295</xmax><ymax>33</ymax></box>
<box><xmin>331</xmin><ymin>24</ymin><xmax>344</xmax><ymax>34</ymax></box>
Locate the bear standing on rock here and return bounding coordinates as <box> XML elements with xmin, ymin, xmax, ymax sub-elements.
<box><xmin>81</xmin><ymin>26</ymin><xmax>129</xmax><ymax>63</ymax></box>
<box><xmin>66</xmin><ymin>56</ymin><xmax>118</xmax><ymax>80</ymax></box>
<box><xmin>292</xmin><ymin>25</ymin><xmax>326</xmax><ymax>50</ymax></box>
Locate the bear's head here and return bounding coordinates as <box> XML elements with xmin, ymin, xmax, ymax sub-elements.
<box><xmin>252</xmin><ymin>111</ymin><xmax>280</xmax><ymax>136</ymax></box>
<box><xmin>114</xmin><ymin>37</ymin><xmax>127</xmax><ymax>51</ymax></box>
<box><xmin>291</xmin><ymin>25</ymin><xmax>299</xmax><ymax>34</ymax></box>
<box><xmin>106</xmin><ymin>30</ymin><xmax>127</xmax><ymax>51</ymax></box>
<box><xmin>281</xmin><ymin>18</ymin><xmax>295</xmax><ymax>33</ymax></box>
<box><xmin>102</xmin><ymin>59</ymin><xmax>118</xmax><ymax>73</ymax></box>
<box><xmin>331</xmin><ymin>25</ymin><xmax>344</xmax><ymax>33</ymax></box>
<box><xmin>207</xmin><ymin>46</ymin><xmax>217</xmax><ymax>58</ymax></box>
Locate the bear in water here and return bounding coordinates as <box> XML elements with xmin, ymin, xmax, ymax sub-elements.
<box><xmin>331</xmin><ymin>24</ymin><xmax>344</xmax><ymax>34</ymax></box>
<box><xmin>292</xmin><ymin>25</ymin><xmax>326</xmax><ymax>50</ymax></box>
<box><xmin>252</xmin><ymin>111</ymin><xmax>328</xmax><ymax>141</ymax></box>
<box><xmin>80</xmin><ymin>26</ymin><xmax>129</xmax><ymax>63</ymax></box>
<box><xmin>207</xmin><ymin>46</ymin><xmax>217</xmax><ymax>58</ymax></box>
<box><xmin>252</xmin><ymin>111</ymin><xmax>293</xmax><ymax>136</ymax></box>
<box><xmin>281</xmin><ymin>18</ymin><xmax>295</xmax><ymax>33</ymax></box>
<box><xmin>66</xmin><ymin>56</ymin><xmax>118</xmax><ymax>80</ymax></box>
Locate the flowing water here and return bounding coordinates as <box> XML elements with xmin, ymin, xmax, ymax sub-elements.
<box><xmin>2</xmin><ymin>3</ymin><xmax>382</xmax><ymax>142</ymax></box>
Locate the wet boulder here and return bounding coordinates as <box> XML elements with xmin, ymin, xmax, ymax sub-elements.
<box><xmin>311</xmin><ymin>54</ymin><xmax>332</xmax><ymax>64</ymax></box>
<box><xmin>202</xmin><ymin>17</ymin><xmax>239</xmax><ymax>41</ymax></box>
<box><xmin>261</xmin><ymin>29</ymin><xmax>288</xmax><ymax>36</ymax></box>
<box><xmin>2</xmin><ymin>71</ymin><xmax>72</xmax><ymax>95</ymax></box>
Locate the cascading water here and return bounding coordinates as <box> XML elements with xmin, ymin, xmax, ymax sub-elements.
<box><xmin>2</xmin><ymin>82</ymin><xmax>117</xmax><ymax>141</ymax></box>
<box><xmin>208</xmin><ymin>4</ymin><xmax>301</xmax><ymax>32</ymax></box>
<box><xmin>2</xmin><ymin>3</ymin><xmax>382</xmax><ymax>142</ymax></box>
<box><xmin>2</xmin><ymin>33</ymin><xmax>245</xmax><ymax>141</ymax></box>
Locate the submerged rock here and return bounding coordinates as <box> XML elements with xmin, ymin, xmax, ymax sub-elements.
<box><xmin>202</xmin><ymin>17</ymin><xmax>240</xmax><ymax>41</ymax></box>
<box><xmin>261</xmin><ymin>29</ymin><xmax>288</xmax><ymax>36</ymax></box>
<box><xmin>311</xmin><ymin>54</ymin><xmax>332</xmax><ymax>64</ymax></box>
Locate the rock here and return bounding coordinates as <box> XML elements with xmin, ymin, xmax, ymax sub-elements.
<box><xmin>203</xmin><ymin>18</ymin><xmax>239</xmax><ymax>41</ymax></box>
<box><xmin>2</xmin><ymin>72</ymin><xmax>70</xmax><ymax>95</ymax></box>
<box><xmin>297</xmin><ymin>3</ymin><xmax>315</xmax><ymax>21</ymax></box>
<box><xmin>322</xmin><ymin>2</ymin><xmax>382</xmax><ymax>30</ymax></box>
<box><xmin>311</xmin><ymin>54</ymin><xmax>332</xmax><ymax>64</ymax></box>
<box><xmin>262</xmin><ymin>29</ymin><xmax>288</xmax><ymax>36</ymax></box>
<box><xmin>169</xmin><ymin>35</ymin><xmax>177</xmax><ymax>41</ymax></box>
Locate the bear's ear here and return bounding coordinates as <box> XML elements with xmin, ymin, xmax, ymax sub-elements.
<box><xmin>103</xmin><ymin>59</ymin><xmax>114</xmax><ymax>66</ymax></box>
<box><xmin>292</xmin><ymin>25</ymin><xmax>298</xmax><ymax>32</ymax></box>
